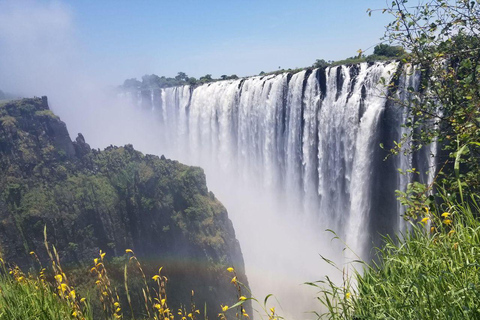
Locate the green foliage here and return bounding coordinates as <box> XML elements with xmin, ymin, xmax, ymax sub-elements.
<box><xmin>374</xmin><ymin>0</ymin><xmax>480</xmax><ymax>196</ymax></box>
<box><xmin>314</xmin><ymin>194</ymin><xmax>480</xmax><ymax>319</ymax></box>
<box><xmin>175</xmin><ymin>72</ymin><xmax>188</xmax><ymax>82</ymax></box>
<box><xmin>35</xmin><ymin>109</ymin><xmax>59</xmax><ymax>119</ymax></box>
<box><xmin>122</xmin><ymin>78</ymin><xmax>142</xmax><ymax>90</ymax></box>
<box><xmin>312</xmin><ymin>59</ymin><xmax>330</xmax><ymax>69</ymax></box>
<box><xmin>0</xmin><ymin>98</ymin><xmax>247</xmax><ymax>319</ymax></box>
<box><xmin>373</xmin><ymin>43</ymin><xmax>406</xmax><ymax>57</ymax></box>
<box><xmin>315</xmin><ymin>2</ymin><xmax>480</xmax><ymax>319</ymax></box>
<box><xmin>199</xmin><ymin>74</ymin><xmax>213</xmax><ymax>83</ymax></box>
<box><xmin>122</xmin><ymin>71</ymin><xmax>229</xmax><ymax>91</ymax></box>
<box><xmin>0</xmin><ymin>272</ymin><xmax>92</xmax><ymax>320</ymax></box>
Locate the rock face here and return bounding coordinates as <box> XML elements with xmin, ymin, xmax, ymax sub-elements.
<box><xmin>0</xmin><ymin>97</ymin><xmax>249</xmax><ymax>317</ymax></box>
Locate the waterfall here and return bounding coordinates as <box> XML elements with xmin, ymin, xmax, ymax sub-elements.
<box><xmin>126</xmin><ymin>61</ymin><xmax>434</xmax><ymax>318</ymax></box>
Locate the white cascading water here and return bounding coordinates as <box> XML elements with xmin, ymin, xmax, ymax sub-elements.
<box><xmin>123</xmin><ymin>61</ymin><xmax>434</xmax><ymax>319</ymax></box>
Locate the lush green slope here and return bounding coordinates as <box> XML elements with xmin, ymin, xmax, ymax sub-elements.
<box><xmin>0</xmin><ymin>97</ymin><xmax>248</xmax><ymax>318</ymax></box>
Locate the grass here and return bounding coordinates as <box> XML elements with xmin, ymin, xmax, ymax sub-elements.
<box><xmin>0</xmin><ymin>267</ymin><xmax>89</xmax><ymax>320</ymax></box>
<box><xmin>0</xmin><ymin>226</ymin><xmax>257</xmax><ymax>320</ymax></box>
<box><xmin>313</xmin><ymin>194</ymin><xmax>480</xmax><ymax>319</ymax></box>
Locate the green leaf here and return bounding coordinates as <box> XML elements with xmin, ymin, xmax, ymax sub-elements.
<box><xmin>454</xmin><ymin>144</ymin><xmax>468</xmax><ymax>179</ymax></box>
<box><xmin>264</xmin><ymin>294</ymin><xmax>273</xmax><ymax>307</ymax></box>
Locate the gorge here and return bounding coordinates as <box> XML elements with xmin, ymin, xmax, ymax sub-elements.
<box><xmin>122</xmin><ymin>61</ymin><xmax>438</xmax><ymax>317</ymax></box>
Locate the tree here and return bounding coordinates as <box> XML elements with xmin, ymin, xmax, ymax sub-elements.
<box><xmin>199</xmin><ymin>74</ymin><xmax>213</xmax><ymax>83</ymax></box>
<box><xmin>175</xmin><ymin>72</ymin><xmax>188</xmax><ymax>82</ymax></box>
<box><xmin>373</xmin><ymin>44</ymin><xmax>405</xmax><ymax>57</ymax></box>
<box><xmin>371</xmin><ymin>0</ymin><xmax>480</xmax><ymax>199</ymax></box>
<box><xmin>187</xmin><ymin>77</ymin><xmax>197</xmax><ymax>85</ymax></box>
<box><xmin>141</xmin><ymin>74</ymin><xmax>161</xmax><ymax>87</ymax></box>
<box><xmin>122</xmin><ymin>78</ymin><xmax>142</xmax><ymax>89</ymax></box>
<box><xmin>312</xmin><ymin>59</ymin><xmax>330</xmax><ymax>69</ymax></box>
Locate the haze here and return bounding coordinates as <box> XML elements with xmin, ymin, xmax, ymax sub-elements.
<box><xmin>0</xmin><ymin>1</ymin><xmax>393</xmax><ymax>318</ymax></box>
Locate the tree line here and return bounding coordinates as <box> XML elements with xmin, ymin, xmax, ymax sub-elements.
<box><xmin>122</xmin><ymin>72</ymin><xmax>240</xmax><ymax>90</ymax></box>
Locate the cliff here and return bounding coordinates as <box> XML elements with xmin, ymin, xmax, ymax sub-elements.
<box><xmin>0</xmin><ymin>97</ymin><xmax>249</xmax><ymax>317</ymax></box>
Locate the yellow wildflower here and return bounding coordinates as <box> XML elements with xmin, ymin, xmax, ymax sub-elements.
<box><xmin>420</xmin><ymin>217</ymin><xmax>429</xmax><ymax>223</ymax></box>
<box><xmin>152</xmin><ymin>275</ymin><xmax>160</xmax><ymax>281</ymax></box>
<box><xmin>270</xmin><ymin>307</ymin><xmax>275</xmax><ymax>314</ymax></box>
<box><xmin>239</xmin><ymin>296</ymin><xmax>247</xmax><ymax>301</ymax></box>
<box><xmin>69</xmin><ymin>290</ymin><xmax>76</xmax><ymax>299</ymax></box>
<box><xmin>231</xmin><ymin>276</ymin><xmax>237</xmax><ymax>284</ymax></box>
<box><xmin>441</xmin><ymin>212</ymin><xmax>450</xmax><ymax>218</ymax></box>
<box><xmin>222</xmin><ymin>305</ymin><xmax>229</xmax><ymax>312</ymax></box>
<box><xmin>448</xmin><ymin>229</ymin><xmax>455</xmax><ymax>236</ymax></box>
<box><xmin>227</xmin><ymin>267</ymin><xmax>234</xmax><ymax>273</ymax></box>
<box><xmin>80</xmin><ymin>298</ymin><xmax>86</xmax><ymax>303</ymax></box>
<box><xmin>443</xmin><ymin>219</ymin><xmax>452</xmax><ymax>225</ymax></box>
<box><xmin>346</xmin><ymin>292</ymin><xmax>351</xmax><ymax>299</ymax></box>
<box><xmin>125</xmin><ymin>249</ymin><xmax>134</xmax><ymax>254</ymax></box>
<box><xmin>55</xmin><ymin>274</ymin><xmax>63</xmax><ymax>283</ymax></box>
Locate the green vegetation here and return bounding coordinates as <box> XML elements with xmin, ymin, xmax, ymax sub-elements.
<box><xmin>313</xmin><ymin>193</ymin><xmax>480</xmax><ymax>319</ymax></box>
<box><xmin>3</xmin><ymin>0</ymin><xmax>480</xmax><ymax>318</ymax></box>
<box><xmin>0</xmin><ymin>224</ymin><xmax>257</xmax><ymax>320</ymax></box>
<box><xmin>121</xmin><ymin>43</ymin><xmax>409</xmax><ymax>90</ymax></box>
<box><xmin>314</xmin><ymin>1</ymin><xmax>480</xmax><ymax>319</ymax></box>
<box><xmin>0</xmin><ymin>97</ymin><xmax>249</xmax><ymax>319</ymax></box>
<box><xmin>370</xmin><ymin>0</ymin><xmax>480</xmax><ymax>195</ymax></box>
<box><xmin>312</xmin><ymin>44</ymin><xmax>407</xmax><ymax>69</ymax></box>
<box><xmin>122</xmin><ymin>72</ymin><xmax>240</xmax><ymax>91</ymax></box>
<box><xmin>0</xmin><ymin>275</ymin><xmax>84</xmax><ymax>320</ymax></box>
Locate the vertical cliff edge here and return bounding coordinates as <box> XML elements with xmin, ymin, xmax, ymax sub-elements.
<box><xmin>0</xmin><ymin>97</ymin><xmax>249</xmax><ymax>317</ymax></box>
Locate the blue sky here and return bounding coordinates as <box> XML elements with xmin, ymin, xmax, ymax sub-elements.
<box><xmin>0</xmin><ymin>0</ymin><xmax>394</xmax><ymax>88</ymax></box>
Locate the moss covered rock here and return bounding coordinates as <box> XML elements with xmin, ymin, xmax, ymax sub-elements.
<box><xmin>0</xmin><ymin>97</ymin><xmax>249</xmax><ymax>318</ymax></box>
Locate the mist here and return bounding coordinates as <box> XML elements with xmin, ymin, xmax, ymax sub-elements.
<box><xmin>0</xmin><ymin>1</ymin><xmax>347</xmax><ymax>319</ymax></box>
<box><xmin>0</xmin><ymin>0</ymin><xmax>162</xmax><ymax>150</ymax></box>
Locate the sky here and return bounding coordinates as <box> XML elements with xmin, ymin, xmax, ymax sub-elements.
<box><xmin>0</xmin><ymin>2</ymin><xmax>399</xmax><ymax>315</ymax></box>
<box><xmin>0</xmin><ymin>0</ymin><xmax>394</xmax><ymax>90</ymax></box>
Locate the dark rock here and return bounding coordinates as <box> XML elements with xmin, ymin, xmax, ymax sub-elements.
<box><xmin>0</xmin><ymin>97</ymin><xmax>250</xmax><ymax>318</ymax></box>
<box><xmin>73</xmin><ymin>133</ymin><xmax>91</xmax><ymax>157</ymax></box>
